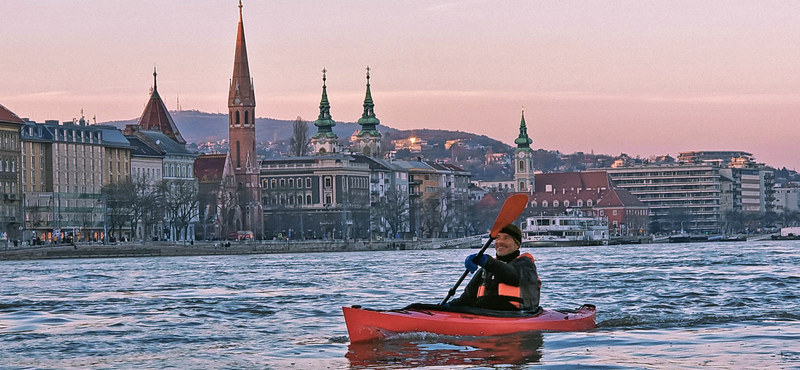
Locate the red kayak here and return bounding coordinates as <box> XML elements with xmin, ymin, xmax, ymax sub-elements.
<box><xmin>343</xmin><ymin>303</ymin><xmax>596</xmax><ymax>343</ymax></box>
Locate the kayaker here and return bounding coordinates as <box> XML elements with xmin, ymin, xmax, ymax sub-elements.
<box><xmin>448</xmin><ymin>224</ymin><xmax>541</xmax><ymax>311</ymax></box>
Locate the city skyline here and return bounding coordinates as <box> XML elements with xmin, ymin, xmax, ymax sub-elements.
<box><xmin>2</xmin><ymin>0</ymin><xmax>798</xmax><ymax>168</ymax></box>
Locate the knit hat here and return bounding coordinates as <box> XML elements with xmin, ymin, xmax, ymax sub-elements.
<box><xmin>499</xmin><ymin>224</ymin><xmax>522</xmax><ymax>246</ymax></box>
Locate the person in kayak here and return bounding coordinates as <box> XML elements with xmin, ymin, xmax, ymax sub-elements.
<box><xmin>448</xmin><ymin>224</ymin><xmax>541</xmax><ymax>311</ymax></box>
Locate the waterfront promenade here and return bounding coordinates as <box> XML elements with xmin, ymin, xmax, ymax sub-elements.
<box><xmin>0</xmin><ymin>236</ymin><xmax>482</xmax><ymax>261</ymax></box>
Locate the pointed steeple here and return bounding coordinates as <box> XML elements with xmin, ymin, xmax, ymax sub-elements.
<box><xmin>514</xmin><ymin>107</ymin><xmax>533</xmax><ymax>151</ymax></box>
<box><xmin>356</xmin><ymin>65</ymin><xmax>380</xmax><ymax>135</ymax></box>
<box><xmin>228</xmin><ymin>0</ymin><xmax>255</xmax><ymax>107</ymax></box>
<box><xmin>137</xmin><ymin>67</ymin><xmax>186</xmax><ymax>145</ymax></box>
<box><xmin>313</xmin><ymin>68</ymin><xmax>337</xmax><ymax>139</ymax></box>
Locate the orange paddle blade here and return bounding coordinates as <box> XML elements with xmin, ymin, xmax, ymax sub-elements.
<box><xmin>488</xmin><ymin>193</ymin><xmax>529</xmax><ymax>237</ymax></box>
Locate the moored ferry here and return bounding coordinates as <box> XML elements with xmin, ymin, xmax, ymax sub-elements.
<box><xmin>518</xmin><ymin>211</ymin><xmax>609</xmax><ymax>247</ymax></box>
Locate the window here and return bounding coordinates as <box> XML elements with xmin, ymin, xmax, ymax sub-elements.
<box><xmin>542</xmin><ymin>201</ymin><xmax>548</xmax><ymax>208</ymax></box>
<box><xmin>564</xmin><ymin>200</ymin><xmax>570</xmax><ymax>207</ymax></box>
<box><xmin>587</xmin><ymin>199</ymin><xmax>593</xmax><ymax>207</ymax></box>
<box><xmin>305</xmin><ymin>178</ymin><xmax>311</xmax><ymax>188</ymax></box>
<box><xmin>271</xmin><ymin>179</ymin><xmax>277</xmax><ymax>188</ymax></box>
<box><xmin>324</xmin><ymin>177</ymin><xmax>332</xmax><ymax>188</ymax></box>
<box><xmin>519</xmin><ymin>160</ymin><xmax>525</xmax><ymax>171</ymax></box>
<box><xmin>577</xmin><ymin>200</ymin><xmax>583</xmax><ymax>207</ymax></box>
<box><xmin>531</xmin><ymin>201</ymin><xmax>537</xmax><ymax>207</ymax></box>
<box><xmin>553</xmin><ymin>200</ymin><xmax>559</xmax><ymax>207</ymax></box>
<box><xmin>306</xmin><ymin>195</ymin><xmax>312</xmax><ymax>204</ymax></box>
<box><xmin>288</xmin><ymin>178</ymin><xmax>294</xmax><ymax>188</ymax></box>
<box><xmin>613</xmin><ymin>210</ymin><xmax>618</xmax><ymax>216</ymax></box>
<box><xmin>297</xmin><ymin>178</ymin><xmax>303</xmax><ymax>188</ymax></box>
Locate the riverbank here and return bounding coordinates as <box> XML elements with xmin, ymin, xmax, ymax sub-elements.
<box><xmin>0</xmin><ymin>237</ymin><xmax>482</xmax><ymax>261</ymax></box>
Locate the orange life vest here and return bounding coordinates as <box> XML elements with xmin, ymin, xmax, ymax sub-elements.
<box><xmin>476</xmin><ymin>252</ymin><xmax>536</xmax><ymax>308</ymax></box>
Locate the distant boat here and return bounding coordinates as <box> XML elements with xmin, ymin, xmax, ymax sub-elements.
<box><xmin>668</xmin><ymin>234</ymin><xmax>746</xmax><ymax>243</ymax></box>
<box><xmin>481</xmin><ymin>211</ymin><xmax>609</xmax><ymax>248</ymax></box>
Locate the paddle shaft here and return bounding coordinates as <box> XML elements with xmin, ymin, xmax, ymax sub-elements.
<box><xmin>440</xmin><ymin>235</ymin><xmax>494</xmax><ymax>305</ymax></box>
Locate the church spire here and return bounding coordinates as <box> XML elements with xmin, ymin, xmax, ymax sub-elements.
<box><xmin>356</xmin><ymin>65</ymin><xmax>380</xmax><ymax>132</ymax></box>
<box><xmin>313</xmin><ymin>68</ymin><xmax>336</xmax><ymax>138</ymax></box>
<box><xmin>514</xmin><ymin>107</ymin><xmax>533</xmax><ymax>150</ymax></box>
<box><xmin>152</xmin><ymin>67</ymin><xmax>158</xmax><ymax>95</ymax></box>
<box><xmin>136</xmin><ymin>67</ymin><xmax>186</xmax><ymax>145</ymax></box>
<box><xmin>228</xmin><ymin>0</ymin><xmax>255</xmax><ymax>107</ymax></box>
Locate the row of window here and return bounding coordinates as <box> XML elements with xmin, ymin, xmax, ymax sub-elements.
<box><xmin>0</xmin><ymin>157</ymin><xmax>17</xmax><ymax>172</ymax></box>
<box><xmin>1</xmin><ymin>180</ymin><xmax>16</xmax><ymax>195</ymax></box>
<box><xmin>134</xmin><ymin>167</ymin><xmax>162</xmax><ymax>179</ymax></box>
<box><xmin>264</xmin><ymin>177</ymin><xmax>314</xmax><ymax>189</ymax></box>
<box><xmin>263</xmin><ymin>193</ymin><xmax>314</xmax><ymax>206</ymax></box>
<box><xmin>231</xmin><ymin>110</ymin><xmax>252</xmax><ymax>127</ymax></box>
<box><xmin>164</xmin><ymin>163</ymin><xmax>192</xmax><ymax>178</ymax></box>
<box><xmin>0</xmin><ymin>132</ymin><xmax>19</xmax><ymax>151</ymax></box>
<box><xmin>532</xmin><ymin>199</ymin><xmax>596</xmax><ymax>208</ymax></box>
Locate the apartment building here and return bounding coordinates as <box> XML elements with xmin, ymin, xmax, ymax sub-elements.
<box><xmin>0</xmin><ymin>104</ymin><xmax>24</xmax><ymax>242</ymax></box>
<box><xmin>604</xmin><ymin>164</ymin><xmax>723</xmax><ymax>233</ymax></box>
<box><xmin>20</xmin><ymin>119</ymin><xmax>131</xmax><ymax>243</ymax></box>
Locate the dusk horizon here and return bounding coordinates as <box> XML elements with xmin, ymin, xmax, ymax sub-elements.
<box><xmin>3</xmin><ymin>0</ymin><xmax>798</xmax><ymax>168</ymax></box>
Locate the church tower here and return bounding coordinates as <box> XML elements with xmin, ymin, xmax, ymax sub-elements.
<box><xmin>513</xmin><ymin>107</ymin><xmax>535</xmax><ymax>193</ymax></box>
<box><xmin>227</xmin><ymin>1</ymin><xmax>262</xmax><ymax>238</ymax></box>
<box><xmin>137</xmin><ymin>68</ymin><xmax>186</xmax><ymax>145</ymax></box>
<box><xmin>311</xmin><ymin>69</ymin><xmax>339</xmax><ymax>155</ymax></box>
<box><xmin>352</xmin><ymin>66</ymin><xmax>382</xmax><ymax>157</ymax></box>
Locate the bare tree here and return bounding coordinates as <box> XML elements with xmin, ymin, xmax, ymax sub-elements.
<box><xmin>446</xmin><ymin>195</ymin><xmax>480</xmax><ymax>238</ymax></box>
<box><xmin>289</xmin><ymin>116</ymin><xmax>310</xmax><ymax>157</ymax></box>
<box><xmin>371</xmin><ymin>187</ymin><xmax>410</xmax><ymax>239</ymax></box>
<box><xmin>157</xmin><ymin>179</ymin><xmax>200</xmax><ymax>244</ymax></box>
<box><xmin>102</xmin><ymin>180</ymin><xmax>135</xmax><ymax>240</ymax></box>
<box><xmin>419</xmin><ymin>196</ymin><xmax>444</xmax><ymax>238</ymax></box>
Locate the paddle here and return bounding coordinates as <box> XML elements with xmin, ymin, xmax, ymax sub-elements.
<box><xmin>440</xmin><ymin>193</ymin><xmax>529</xmax><ymax>305</ymax></box>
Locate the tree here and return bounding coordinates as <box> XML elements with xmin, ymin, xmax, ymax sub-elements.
<box><xmin>289</xmin><ymin>116</ymin><xmax>310</xmax><ymax>156</ymax></box>
<box><xmin>372</xmin><ymin>187</ymin><xmax>410</xmax><ymax>238</ymax></box>
<box><xmin>102</xmin><ymin>180</ymin><xmax>135</xmax><ymax>240</ymax></box>
<box><xmin>157</xmin><ymin>179</ymin><xmax>200</xmax><ymax>243</ymax></box>
<box><xmin>419</xmin><ymin>196</ymin><xmax>444</xmax><ymax>238</ymax></box>
<box><xmin>446</xmin><ymin>196</ymin><xmax>482</xmax><ymax>238</ymax></box>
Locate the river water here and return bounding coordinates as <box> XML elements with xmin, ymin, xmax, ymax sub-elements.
<box><xmin>1</xmin><ymin>240</ymin><xmax>798</xmax><ymax>369</ymax></box>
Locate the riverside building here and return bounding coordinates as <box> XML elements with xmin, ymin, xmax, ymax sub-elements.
<box><xmin>20</xmin><ymin>115</ymin><xmax>132</xmax><ymax>243</ymax></box>
<box><xmin>604</xmin><ymin>158</ymin><xmax>775</xmax><ymax>234</ymax></box>
<box><xmin>0</xmin><ymin>104</ymin><xmax>24</xmax><ymax>243</ymax></box>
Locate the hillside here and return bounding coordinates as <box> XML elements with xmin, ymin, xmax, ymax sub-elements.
<box><xmin>102</xmin><ymin>110</ymin><xmax>513</xmax><ymax>152</ymax></box>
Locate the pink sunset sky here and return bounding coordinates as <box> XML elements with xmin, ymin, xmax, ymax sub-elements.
<box><xmin>2</xmin><ymin>1</ymin><xmax>798</xmax><ymax>168</ymax></box>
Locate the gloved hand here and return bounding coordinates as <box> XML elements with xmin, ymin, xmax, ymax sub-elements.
<box><xmin>464</xmin><ymin>253</ymin><xmax>489</xmax><ymax>273</ymax></box>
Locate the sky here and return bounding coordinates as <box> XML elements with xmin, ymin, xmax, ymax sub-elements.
<box><xmin>2</xmin><ymin>0</ymin><xmax>799</xmax><ymax>168</ymax></box>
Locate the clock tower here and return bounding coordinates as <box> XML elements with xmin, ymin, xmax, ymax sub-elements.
<box><xmin>513</xmin><ymin>108</ymin><xmax>534</xmax><ymax>193</ymax></box>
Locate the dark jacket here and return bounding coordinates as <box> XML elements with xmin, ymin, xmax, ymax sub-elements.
<box><xmin>450</xmin><ymin>251</ymin><xmax>541</xmax><ymax>311</ymax></box>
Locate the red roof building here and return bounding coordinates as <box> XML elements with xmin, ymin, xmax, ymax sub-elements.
<box><xmin>136</xmin><ymin>68</ymin><xmax>186</xmax><ymax>145</ymax></box>
<box><xmin>0</xmin><ymin>104</ymin><xmax>25</xmax><ymax>125</ymax></box>
<box><xmin>524</xmin><ymin>171</ymin><xmax>649</xmax><ymax>235</ymax></box>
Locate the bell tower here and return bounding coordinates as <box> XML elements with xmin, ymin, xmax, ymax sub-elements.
<box><xmin>352</xmin><ymin>66</ymin><xmax>382</xmax><ymax>157</ymax></box>
<box><xmin>227</xmin><ymin>0</ymin><xmax>262</xmax><ymax>238</ymax></box>
<box><xmin>311</xmin><ymin>68</ymin><xmax>340</xmax><ymax>155</ymax></box>
<box><xmin>513</xmin><ymin>107</ymin><xmax>535</xmax><ymax>193</ymax></box>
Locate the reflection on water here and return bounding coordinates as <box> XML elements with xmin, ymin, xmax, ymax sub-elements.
<box><xmin>347</xmin><ymin>331</ymin><xmax>544</xmax><ymax>369</ymax></box>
